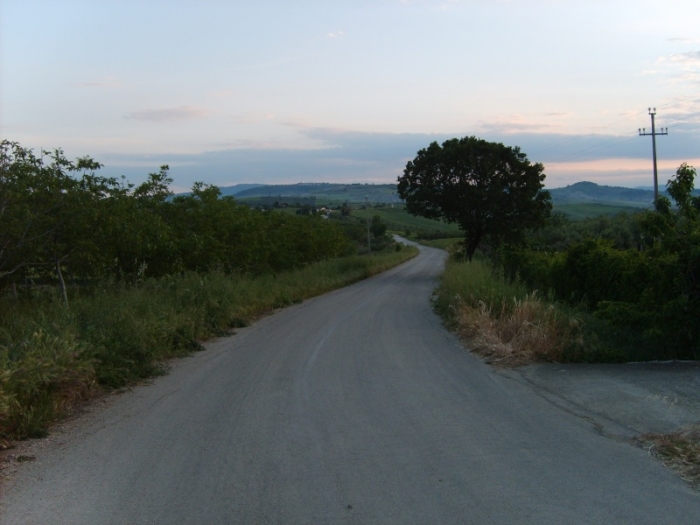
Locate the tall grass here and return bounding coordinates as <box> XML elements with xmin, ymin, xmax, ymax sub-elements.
<box><xmin>434</xmin><ymin>256</ymin><xmax>625</xmax><ymax>366</ymax></box>
<box><xmin>0</xmin><ymin>247</ymin><xmax>417</xmax><ymax>440</ymax></box>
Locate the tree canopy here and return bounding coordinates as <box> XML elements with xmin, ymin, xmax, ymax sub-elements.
<box><xmin>0</xmin><ymin>140</ymin><xmax>354</xmax><ymax>300</ymax></box>
<box><xmin>397</xmin><ymin>136</ymin><xmax>552</xmax><ymax>260</ymax></box>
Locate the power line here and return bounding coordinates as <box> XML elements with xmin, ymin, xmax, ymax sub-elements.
<box><xmin>546</xmin><ymin>132</ymin><xmax>638</xmax><ymax>164</ymax></box>
<box><xmin>534</xmin><ymin>109</ymin><xmax>648</xmax><ymax>157</ymax></box>
<box><xmin>536</xmin><ymin>93</ymin><xmax>697</xmax><ymax>164</ymax></box>
<box><xmin>662</xmin><ymin>112</ymin><xmax>700</xmax><ymax>130</ymax></box>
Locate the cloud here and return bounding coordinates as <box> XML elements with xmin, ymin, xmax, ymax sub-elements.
<box><xmin>475</xmin><ymin>113</ymin><xmax>566</xmax><ymax>134</ymax></box>
<box><xmin>661</xmin><ymin>96</ymin><xmax>700</xmax><ymax>131</ymax></box>
<box><xmin>209</xmin><ymin>89</ymin><xmax>237</xmax><ymax>99</ymax></box>
<box><xmin>209</xmin><ymin>138</ymin><xmax>305</xmax><ymax>150</ymax></box>
<box><xmin>326</xmin><ymin>31</ymin><xmax>345</xmax><ymax>38</ymax></box>
<box><xmin>478</xmin><ymin>121</ymin><xmax>554</xmax><ymax>133</ymax></box>
<box><xmin>658</xmin><ymin>52</ymin><xmax>700</xmax><ymax>87</ymax></box>
<box><xmin>670</xmin><ymin>51</ymin><xmax>700</xmax><ymax>65</ymax></box>
<box><xmin>439</xmin><ymin>0</ymin><xmax>459</xmax><ymax>10</ymax></box>
<box><xmin>125</xmin><ymin>106</ymin><xmax>211</xmax><ymax>122</ymax></box>
<box><xmin>662</xmin><ymin>71</ymin><xmax>700</xmax><ymax>87</ymax></box>
<box><xmin>95</xmin><ymin>126</ymin><xmax>700</xmax><ymax>191</ymax></box>
<box><xmin>667</xmin><ymin>38</ymin><xmax>700</xmax><ymax>44</ymax></box>
<box><xmin>225</xmin><ymin>112</ymin><xmax>277</xmax><ymax>125</ymax></box>
<box><xmin>73</xmin><ymin>76</ymin><xmax>122</xmax><ymax>88</ymax></box>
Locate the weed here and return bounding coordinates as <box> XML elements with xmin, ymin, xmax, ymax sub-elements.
<box><xmin>451</xmin><ymin>292</ymin><xmax>584</xmax><ymax>366</ymax></box>
<box><xmin>641</xmin><ymin>427</ymin><xmax>700</xmax><ymax>489</ymax></box>
<box><xmin>0</xmin><ymin>330</ymin><xmax>96</xmax><ymax>438</ymax></box>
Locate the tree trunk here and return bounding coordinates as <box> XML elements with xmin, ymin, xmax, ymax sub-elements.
<box><xmin>465</xmin><ymin>230</ymin><xmax>482</xmax><ymax>262</ymax></box>
<box><xmin>56</xmin><ymin>258</ymin><xmax>68</xmax><ymax>306</ymax></box>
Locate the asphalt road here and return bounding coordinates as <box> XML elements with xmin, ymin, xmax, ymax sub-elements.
<box><xmin>2</xmin><ymin>244</ymin><xmax>699</xmax><ymax>524</ymax></box>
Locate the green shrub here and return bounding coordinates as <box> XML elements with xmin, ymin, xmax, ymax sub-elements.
<box><xmin>549</xmin><ymin>239</ymin><xmax>652</xmax><ymax>307</ymax></box>
<box><xmin>0</xmin><ymin>330</ymin><xmax>95</xmax><ymax>438</ymax></box>
<box><xmin>435</xmin><ymin>255</ymin><xmax>659</xmax><ymax>364</ymax></box>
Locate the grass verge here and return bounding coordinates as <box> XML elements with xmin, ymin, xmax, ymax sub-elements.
<box><xmin>0</xmin><ymin>246</ymin><xmax>417</xmax><ymax>441</ymax></box>
<box><xmin>433</xmin><ymin>256</ymin><xmax>628</xmax><ymax>366</ymax></box>
<box><xmin>640</xmin><ymin>428</ymin><xmax>700</xmax><ymax>489</ymax></box>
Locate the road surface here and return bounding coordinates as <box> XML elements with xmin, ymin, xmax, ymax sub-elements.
<box><xmin>1</xmin><ymin>244</ymin><xmax>699</xmax><ymax>524</ymax></box>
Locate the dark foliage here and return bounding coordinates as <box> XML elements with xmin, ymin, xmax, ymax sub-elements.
<box><xmin>397</xmin><ymin>136</ymin><xmax>552</xmax><ymax>260</ymax></box>
<box><xmin>498</xmin><ymin>163</ymin><xmax>700</xmax><ymax>359</ymax></box>
<box><xmin>0</xmin><ymin>140</ymin><xmax>354</xmax><ymax>298</ymax></box>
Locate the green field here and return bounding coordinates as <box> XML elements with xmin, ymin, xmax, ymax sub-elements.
<box><xmin>273</xmin><ymin>201</ymin><xmax>646</xmax><ymax>224</ymax></box>
<box><xmin>231</xmin><ymin>183</ymin><xmax>399</xmax><ymax>204</ymax></box>
<box><xmin>356</xmin><ymin>204</ymin><xmax>644</xmax><ymax>227</ymax></box>
<box><xmin>554</xmin><ymin>203</ymin><xmax>646</xmax><ymax>221</ymax></box>
<box><xmin>350</xmin><ymin>207</ymin><xmax>460</xmax><ymax>233</ymax></box>
<box><xmin>265</xmin><ymin>206</ymin><xmax>452</xmax><ymax>234</ymax></box>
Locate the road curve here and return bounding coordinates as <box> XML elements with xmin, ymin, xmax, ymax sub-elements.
<box><xmin>2</xmin><ymin>244</ymin><xmax>699</xmax><ymax>524</ymax></box>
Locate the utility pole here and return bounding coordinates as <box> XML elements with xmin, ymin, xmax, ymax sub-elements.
<box><xmin>638</xmin><ymin>108</ymin><xmax>668</xmax><ymax>202</ymax></box>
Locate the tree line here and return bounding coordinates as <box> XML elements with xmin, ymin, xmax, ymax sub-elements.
<box><xmin>499</xmin><ymin>163</ymin><xmax>700</xmax><ymax>359</ymax></box>
<box><xmin>398</xmin><ymin>135</ymin><xmax>699</xmax><ymax>360</ymax></box>
<box><xmin>0</xmin><ymin>140</ymin><xmax>353</xmax><ymax>302</ymax></box>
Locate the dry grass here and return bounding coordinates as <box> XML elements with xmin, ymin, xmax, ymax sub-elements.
<box><xmin>453</xmin><ymin>292</ymin><xmax>583</xmax><ymax>366</ymax></box>
<box><xmin>641</xmin><ymin>427</ymin><xmax>700</xmax><ymax>488</ymax></box>
<box><xmin>434</xmin><ymin>257</ymin><xmax>600</xmax><ymax>366</ymax></box>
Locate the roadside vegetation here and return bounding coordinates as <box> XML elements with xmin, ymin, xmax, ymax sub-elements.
<box><xmin>641</xmin><ymin>428</ymin><xmax>700</xmax><ymax>489</ymax></box>
<box><xmin>0</xmin><ymin>250</ymin><xmax>415</xmax><ymax>442</ymax></box>
<box><xmin>434</xmin><ymin>254</ymin><xmax>639</xmax><ymax>365</ymax></box>
<box><xmin>434</xmin><ymin>163</ymin><xmax>700</xmax><ymax>365</ymax></box>
<box><xmin>554</xmin><ymin>203</ymin><xmax>645</xmax><ymax>221</ymax></box>
<box><xmin>350</xmin><ymin>207</ymin><xmax>461</xmax><ymax>236</ymax></box>
<box><xmin>405</xmin><ymin>144</ymin><xmax>700</xmax><ymax>488</ymax></box>
<box><xmin>0</xmin><ymin>141</ymin><xmax>417</xmax><ymax>442</ymax></box>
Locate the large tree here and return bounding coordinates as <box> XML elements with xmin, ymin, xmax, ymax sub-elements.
<box><xmin>397</xmin><ymin>136</ymin><xmax>552</xmax><ymax>260</ymax></box>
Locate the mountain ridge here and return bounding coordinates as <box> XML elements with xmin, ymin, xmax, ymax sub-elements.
<box><xmin>200</xmin><ymin>180</ymin><xmax>699</xmax><ymax>207</ymax></box>
<box><xmin>547</xmin><ymin>181</ymin><xmax>655</xmax><ymax>207</ymax></box>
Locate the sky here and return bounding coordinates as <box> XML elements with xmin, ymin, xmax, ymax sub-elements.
<box><xmin>1</xmin><ymin>0</ymin><xmax>699</xmax><ymax>192</ymax></box>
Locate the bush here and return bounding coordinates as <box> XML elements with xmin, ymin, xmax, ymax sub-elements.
<box><xmin>435</xmin><ymin>256</ymin><xmax>646</xmax><ymax>364</ymax></box>
<box><xmin>435</xmin><ymin>257</ymin><xmax>592</xmax><ymax>365</ymax></box>
<box><xmin>0</xmin><ymin>330</ymin><xmax>95</xmax><ymax>438</ymax></box>
<box><xmin>494</xmin><ymin>164</ymin><xmax>700</xmax><ymax>360</ymax></box>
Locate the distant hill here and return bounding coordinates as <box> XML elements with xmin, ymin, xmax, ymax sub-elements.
<box><xmin>548</xmin><ymin>182</ymin><xmax>655</xmax><ymax>208</ymax></box>
<box><xmin>231</xmin><ymin>183</ymin><xmax>400</xmax><ymax>203</ymax></box>
<box><xmin>202</xmin><ymin>180</ymin><xmax>697</xmax><ymax>211</ymax></box>
<box><xmin>218</xmin><ymin>184</ymin><xmax>266</xmax><ymax>196</ymax></box>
